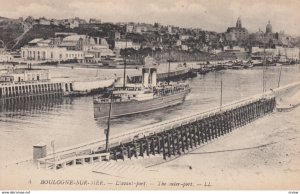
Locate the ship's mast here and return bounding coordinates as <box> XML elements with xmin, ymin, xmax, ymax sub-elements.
<box><xmin>263</xmin><ymin>36</ymin><xmax>266</xmax><ymax>94</ymax></box>
<box><xmin>277</xmin><ymin>65</ymin><xmax>282</xmax><ymax>88</ymax></box>
<box><xmin>123</xmin><ymin>35</ymin><xmax>128</xmax><ymax>89</ymax></box>
<box><xmin>168</xmin><ymin>47</ymin><xmax>171</xmax><ymax>85</ymax></box>
<box><xmin>220</xmin><ymin>74</ymin><xmax>223</xmax><ymax>111</ymax></box>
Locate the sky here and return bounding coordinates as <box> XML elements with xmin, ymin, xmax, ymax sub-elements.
<box><xmin>0</xmin><ymin>0</ymin><xmax>300</xmax><ymax>36</ymax></box>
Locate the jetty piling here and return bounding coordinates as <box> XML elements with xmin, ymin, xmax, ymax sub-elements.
<box><xmin>107</xmin><ymin>97</ymin><xmax>276</xmax><ymax>162</ymax></box>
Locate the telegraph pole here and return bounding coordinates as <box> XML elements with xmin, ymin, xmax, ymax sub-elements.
<box><xmin>220</xmin><ymin>74</ymin><xmax>223</xmax><ymax>111</ymax></box>
<box><xmin>105</xmin><ymin>86</ymin><xmax>114</xmax><ymax>153</ymax></box>
<box><xmin>168</xmin><ymin>48</ymin><xmax>171</xmax><ymax>85</ymax></box>
<box><xmin>277</xmin><ymin>65</ymin><xmax>282</xmax><ymax>88</ymax></box>
<box><xmin>263</xmin><ymin>35</ymin><xmax>266</xmax><ymax>94</ymax></box>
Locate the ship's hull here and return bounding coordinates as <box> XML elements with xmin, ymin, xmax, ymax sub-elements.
<box><xmin>93</xmin><ymin>89</ymin><xmax>190</xmax><ymax>119</ymax></box>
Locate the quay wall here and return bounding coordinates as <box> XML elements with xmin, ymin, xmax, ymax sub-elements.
<box><xmin>0</xmin><ymin>78</ymin><xmax>115</xmax><ymax>99</ymax></box>
<box><xmin>0</xmin><ymin>81</ymin><xmax>65</xmax><ymax>99</ymax></box>
<box><xmin>0</xmin><ymin>93</ymin><xmax>63</xmax><ymax>113</ymax></box>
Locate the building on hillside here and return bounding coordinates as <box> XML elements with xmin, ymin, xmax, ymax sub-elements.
<box><xmin>167</xmin><ymin>25</ymin><xmax>173</xmax><ymax>34</ymax></box>
<box><xmin>0</xmin><ymin>52</ymin><xmax>14</xmax><ymax>62</ymax></box>
<box><xmin>114</xmin><ymin>32</ymin><xmax>121</xmax><ymax>40</ymax></box>
<box><xmin>100</xmin><ymin>38</ymin><xmax>108</xmax><ymax>45</ymax></box>
<box><xmin>114</xmin><ymin>39</ymin><xmax>140</xmax><ymax>50</ymax></box>
<box><xmin>134</xmin><ymin>24</ymin><xmax>148</xmax><ymax>34</ymax></box>
<box><xmin>251</xmin><ymin>46</ymin><xmax>300</xmax><ymax>61</ymax></box>
<box><xmin>179</xmin><ymin>35</ymin><xmax>191</xmax><ymax>40</ymax></box>
<box><xmin>226</xmin><ymin>17</ymin><xmax>248</xmax><ymax>42</ymax></box>
<box><xmin>27</xmin><ymin>38</ymin><xmax>61</xmax><ymax>48</ymax></box>
<box><xmin>126</xmin><ymin>24</ymin><xmax>134</xmax><ymax>33</ymax></box>
<box><xmin>59</xmin><ymin>35</ymin><xmax>94</xmax><ymax>50</ymax></box>
<box><xmin>21</xmin><ymin>34</ymin><xmax>115</xmax><ymax>63</ymax></box>
<box><xmin>266</xmin><ymin>20</ymin><xmax>272</xmax><ymax>34</ymax></box>
<box><xmin>38</xmin><ymin>17</ymin><xmax>51</xmax><ymax>25</ymax></box>
<box><xmin>181</xmin><ymin>45</ymin><xmax>188</xmax><ymax>51</ymax></box>
<box><xmin>69</xmin><ymin>19</ymin><xmax>79</xmax><ymax>29</ymax></box>
<box><xmin>126</xmin><ymin>23</ymin><xmax>149</xmax><ymax>34</ymax></box>
<box><xmin>251</xmin><ymin>21</ymin><xmax>292</xmax><ymax>48</ymax></box>
<box><xmin>84</xmin><ymin>45</ymin><xmax>116</xmax><ymax>63</ymax></box>
<box><xmin>89</xmin><ymin>18</ymin><xmax>101</xmax><ymax>24</ymax></box>
<box><xmin>223</xmin><ymin>46</ymin><xmax>245</xmax><ymax>52</ymax></box>
<box><xmin>50</xmin><ymin>19</ymin><xmax>60</xmax><ymax>26</ymax></box>
<box><xmin>176</xmin><ymin>40</ymin><xmax>182</xmax><ymax>46</ymax></box>
<box><xmin>54</xmin><ymin>32</ymin><xmax>78</xmax><ymax>38</ymax></box>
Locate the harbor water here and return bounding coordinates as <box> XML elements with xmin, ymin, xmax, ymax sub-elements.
<box><xmin>0</xmin><ymin>64</ymin><xmax>300</xmax><ymax>165</ymax></box>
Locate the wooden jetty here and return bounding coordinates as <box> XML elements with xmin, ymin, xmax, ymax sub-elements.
<box><xmin>36</xmin><ymin>81</ymin><xmax>300</xmax><ymax>170</ymax></box>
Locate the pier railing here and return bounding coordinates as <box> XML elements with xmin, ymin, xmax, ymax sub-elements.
<box><xmin>37</xmin><ymin>153</ymin><xmax>110</xmax><ymax>170</ymax></box>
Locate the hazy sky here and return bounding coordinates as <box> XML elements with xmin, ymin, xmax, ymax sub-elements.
<box><xmin>0</xmin><ymin>0</ymin><xmax>300</xmax><ymax>35</ymax></box>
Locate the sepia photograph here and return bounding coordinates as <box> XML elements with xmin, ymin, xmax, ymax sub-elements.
<box><xmin>0</xmin><ymin>0</ymin><xmax>300</xmax><ymax>192</ymax></box>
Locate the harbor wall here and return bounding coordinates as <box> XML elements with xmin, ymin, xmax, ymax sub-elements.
<box><xmin>0</xmin><ymin>78</ymin><xmax>115</xmax><ymax>99</ymax></box>
<box><xmin>0</xmin><ymin>93</ymin><xmax>63</xmax><ymax>113</ymax></box>
<box><xmin>0</xmin><ymin>81</ymin><xmax>64</xmax><ymax>99</ymax></box>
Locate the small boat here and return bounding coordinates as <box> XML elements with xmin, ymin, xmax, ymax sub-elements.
<box><xmin>252</xmin><ymin>60</ymin><xmax>263</xmax><ymax>66</ymax></box>
<box><xmin>231</xmin><ymin>65</ymin><xmax>244</xmax><ymax>70</ymax></box>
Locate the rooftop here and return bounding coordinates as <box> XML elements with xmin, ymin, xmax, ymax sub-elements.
<box><xmin>28</xmin><ymin>38</ymin><xmax>44</xmax><ymax>44</ymax></box>
<box><xmin>62</xmin><ymin>35</ymin><xmax>86</xmax><ymax>42</ymax></box>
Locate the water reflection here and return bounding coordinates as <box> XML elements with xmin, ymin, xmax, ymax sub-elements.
<box><xmin>0</xmin><ymin>94</ymin><xmax>64</xmax><ymax>117</ymax></box>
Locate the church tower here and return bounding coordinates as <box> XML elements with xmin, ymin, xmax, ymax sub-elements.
<box><xmin>266</xmin><ymin>20</ymin><xmax>272</xmax><ymax>34</ymax></box>
<box><xmin>236</xmin><ymin>17</ymin><xmax>242</xmax><ymax>28</ymax></box>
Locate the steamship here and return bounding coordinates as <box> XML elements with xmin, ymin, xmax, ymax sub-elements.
<box><xmin>93</xmin><ymin>56</ymin><xmax>191</xmax><ymax>119</ymax></box>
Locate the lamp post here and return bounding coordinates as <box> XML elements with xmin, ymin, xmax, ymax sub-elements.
<box><xmin>168</xmin><ymin>47</ymin><xmax>171</xmax><ymax>85</ymax></box>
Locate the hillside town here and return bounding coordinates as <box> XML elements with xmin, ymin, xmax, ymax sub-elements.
<box><xmin>0</xmin><ymin>15</ymin><xmax>300</xmax><ymax>66</ymax></box>
<box><xmin>1</xmin><ymin>0</ymin><xmax>300</xmax><ymax>191</ymax></box>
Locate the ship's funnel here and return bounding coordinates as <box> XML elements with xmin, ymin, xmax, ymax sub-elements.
<box><xmin>150</xmin><ymin>68</ymin><xmax>157</xmax><ymax>87</ymax></box>
<box><xmin>142</xmin><ymin>68</ymin><xmax>150</xmax><ymax>87</ymax></box>
<box><xmin>143</xmin><ymin>55</ymin><xmax>157</xmax><ymax>88</ymax></box>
